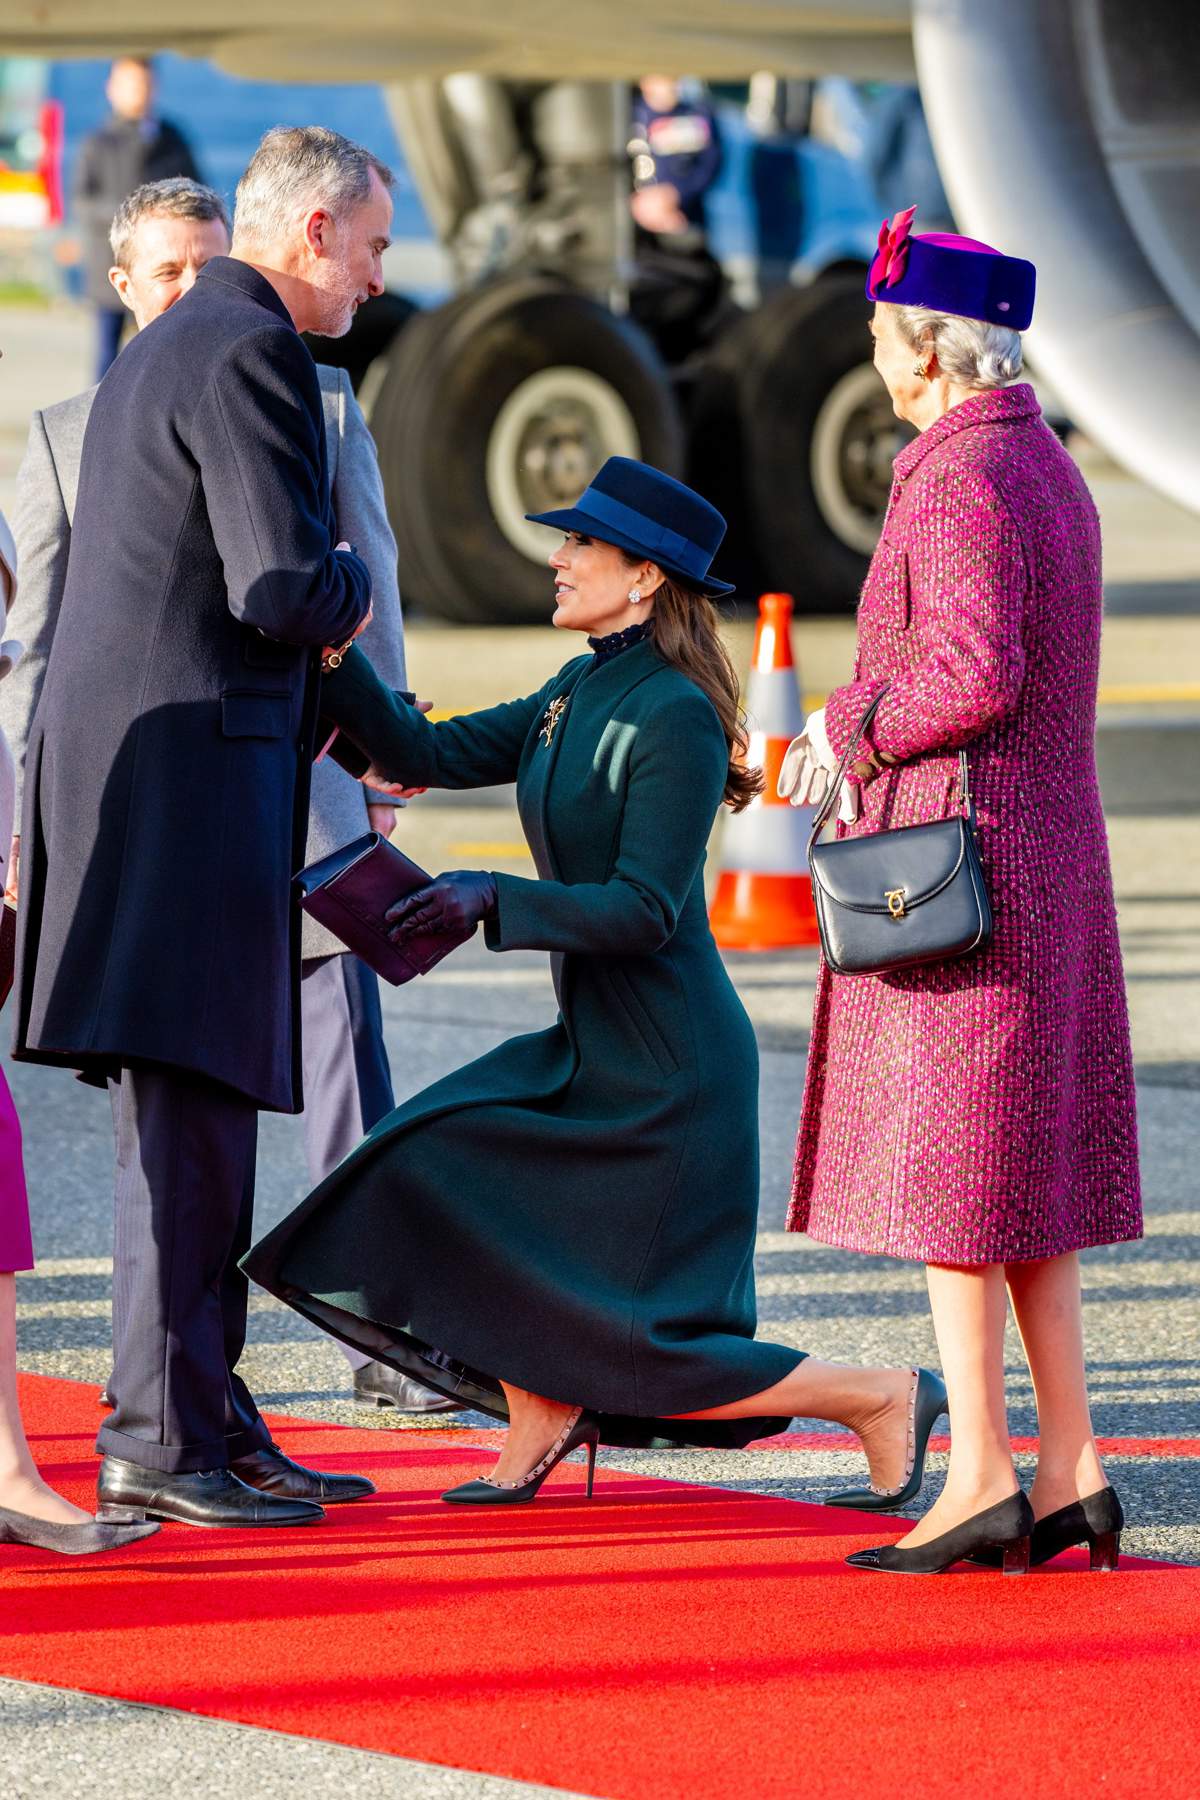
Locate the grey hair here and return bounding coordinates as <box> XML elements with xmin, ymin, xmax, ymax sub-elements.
<box><xmin>232</xmin><ymin>125</ymin><xmax>394</xmax><ymax>249</ymax></box>
<box><xmin>893</xmin><ymin>305</ymin><xmax>1024</xmax><ymax>390</ymax></box>
<box><xmin>109</xmin><ymin>177</ymin><xmax>229</xmax><ymax>269</ymax></box>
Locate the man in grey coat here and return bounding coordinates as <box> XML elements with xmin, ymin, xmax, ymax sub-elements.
<box><xmin>4</xmin><ymin>175</ymin><xmax>455</xmax><ymax>1441</ymax></box>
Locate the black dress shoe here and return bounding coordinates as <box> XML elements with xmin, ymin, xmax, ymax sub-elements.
<box><xmin>95</xmin><ymin>1455</ymin><xmax>325</xmax><ymax>1528</ymax></box>
<box><xmin>353</xmin><ymin>1360</ymin><xmax>464</xmax><ymax>1414</ymax></box>
<box><xmin>846</xmin><ymin>1490</ymin><xmax>1035</xmax><ymax>1575</ymax></box>
<box><xmin>230</xmin><ymin>1443</ymin><xmax>375</xmax><ymax>1505</ymax></box>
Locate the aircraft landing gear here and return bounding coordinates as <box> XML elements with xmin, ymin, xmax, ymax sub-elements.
<box><xmin>370</xmin><ymin>277</ymin><xmax>684</xmax><ymax>623</ymax></box>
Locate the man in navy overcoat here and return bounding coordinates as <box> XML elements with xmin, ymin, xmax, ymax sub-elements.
<box><xmin>13</xmin><ymin>126</ymin><xmax>393</xmax><ymax>1527</ymax></box>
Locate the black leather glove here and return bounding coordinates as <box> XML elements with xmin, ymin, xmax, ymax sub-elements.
<box><xmin>385</xmin><ymin>870</ymin><xmax>497</xmax><ymax>941</ymax></box>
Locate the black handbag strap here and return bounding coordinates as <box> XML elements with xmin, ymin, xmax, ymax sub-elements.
<box><xmin>807</xmin><ymin>685</ymin><xmax>973</xmax><ymax>849</ymax></box>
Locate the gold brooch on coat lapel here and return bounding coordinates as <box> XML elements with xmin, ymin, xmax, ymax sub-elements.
<box><xmin>540</xmin><ymin>696</ymin><xmax>568</xmax><ymax>748</ymax></box>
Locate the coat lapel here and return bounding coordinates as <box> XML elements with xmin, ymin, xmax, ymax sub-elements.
<box><xmin>535</xmin><ymin>640</ymin><xmax>667</xmax><ymax>878</ymax></box>
<box><xmin>521</xmin><ymin>657</ymin><xmax>594</xmax><ymax>880</ymax></box>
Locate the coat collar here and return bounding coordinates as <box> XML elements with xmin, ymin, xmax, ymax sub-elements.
<box><xmin>195</xmin><ymin>256</ymin><xmax>296</xmax><ymax>330</ymax></box>
<box><xmin>893</xmin><ymin>381</ymin><xmax>1041</xmax><ymax>483</ymax></box>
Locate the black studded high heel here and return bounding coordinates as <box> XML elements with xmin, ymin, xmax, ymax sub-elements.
<box><xmin>441</xmin><ymin>1406</ymin><xmax>601</xmax><ymax>1506</ymax></box>
<box><xmin>970</xmin><ymin>1485</ymin><xmax>1124</xmax><ymax>1570</ymax></box>
<box><xmin>846</xmin><ymin>1490</ymin><xmax>1034</xmax><ymax>1575</ymax></box>
<box><xmin>825</xmin><ymin>1366</ymin><xmax>949</xmax><ymax>1513</ymax></box>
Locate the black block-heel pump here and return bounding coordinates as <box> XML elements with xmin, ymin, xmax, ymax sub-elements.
<box><xmin>825</xmin><ymin>1366</ymin><xmax>948</xmax><ymax>1513</ymax></box>
<box><xmin>971</xmin><ymin>1485</ymin><xmax>1124</xmax><ymax>1570</ymax></box>
<box><xmin>442</xmin><ymin>1406</ymin><xmax>601</xmax><ymax>1506</ymax></box>
<box><xmin>846</xmin><ymin>1490</ymin><xmax>1035</xmax><ymax>1575</ymax></box>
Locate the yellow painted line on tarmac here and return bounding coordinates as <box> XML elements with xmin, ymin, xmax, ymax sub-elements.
<box><xmin>802</xmin><ymin>686</ymin><xmax>1200</xmax><ymax>708</ymax></box>
<box><xmin>1096</xmin><ymin>683</ymin><xmax>1200</xmax><ymax>704</ymax></box>
<box><xmin>429</xmin><ymin>685</ymin><xmax>1200</xmax><ymax>724</ymax></box>
<box><xmin>448</xmin><ymin>841</ymin><xmax>533</xmax><ymax>858</ymax></box>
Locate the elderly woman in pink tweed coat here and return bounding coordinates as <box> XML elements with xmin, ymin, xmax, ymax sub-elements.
<box><xmin>780</xmin><ymin>212</ymin><xmax>1141</xmax><ymax>1575</ymax></box>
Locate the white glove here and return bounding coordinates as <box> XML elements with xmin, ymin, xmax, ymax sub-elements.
<box><xmin>776</xmin><ymin>707</ymin><xmax>859</xmax><ymax>824</ymax></box>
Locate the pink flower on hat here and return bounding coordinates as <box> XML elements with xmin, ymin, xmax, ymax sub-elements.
<box><xmin>869</xmin><ymin>204</ymin><xmax>918</xmax><ymax>295</ymax></box>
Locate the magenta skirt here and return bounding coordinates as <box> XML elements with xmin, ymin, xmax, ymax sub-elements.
<box><xmin>0</xmin><ymin>1065</ymin><xmax>32</xmax><ymax>1272</ymax></box>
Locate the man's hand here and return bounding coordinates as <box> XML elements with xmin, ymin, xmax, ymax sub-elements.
<box><xmin>367</xmin><ymin>804</ymin><xmax>397</xmax><ymax>839</ymax></box>
<box><xmin>385</xmin><ymin>870</ymin><xmax>496</xmax><ymax>941</ymax></box>
<box><xmin>4</xmin><ymin>835</ymin><xmax>17</xmax><ymax>906</ymax></box>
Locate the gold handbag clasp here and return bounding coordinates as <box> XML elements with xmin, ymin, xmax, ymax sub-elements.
<box><xmin>885</xmin><ymin>888</ymin><xmax>906</xmax><ymax>918</ymax></box>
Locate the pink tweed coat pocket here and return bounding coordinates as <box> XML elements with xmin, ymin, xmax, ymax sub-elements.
<box><xmin>789</xmin><ymin>384</ymin><xmax>1141</xmax><ymax>1264</ymax></box>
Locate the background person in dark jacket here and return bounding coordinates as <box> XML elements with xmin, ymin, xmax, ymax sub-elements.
<box><xmin>629</xmin><ymin>76</ymin><xmax>722</xmax><ymax>240</ymax></box>
<box><xmin>14</xmin><ymin>126</ymin><xmax>389</xmax><ymax>1529</ymax></box>
<box><xmin>72</xmin><ymin>57</ymin><xmax>199</xmax><ymax>380</ymax></box>
<box><xmin>627</xmin><ymin>77</ymin><xmax>726</xmax><ymax>362</ymax></box>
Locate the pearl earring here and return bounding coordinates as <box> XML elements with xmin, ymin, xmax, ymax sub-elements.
<box><xmin>627</xmin><ymin>588</ymin><xmax>642</xmax><ymax>606</ymax></box>
<box><xmin>912</xmin><ymin>362</ymin><xmax>930</xmax><ymax>380</ymax></box>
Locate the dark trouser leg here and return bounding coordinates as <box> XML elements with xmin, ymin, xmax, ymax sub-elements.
<box><xmin>94</xmin><ymin>306</ymin><xmax>125</xmax><ymax>380</ymax></box>
<box><xmin>218</xmin><ymin>1121</ymin><xmax>263</xmax><ymax>1447</ymax></box>
<box><xmin>300</xmin><ymin>954</ymin><xmax>394</xmax><ymax>1371</ymax></box>
<box><xmin>98</xmin><ymin>1065</ymin><xmax>271</xmax><ymax>1473</ymax></box>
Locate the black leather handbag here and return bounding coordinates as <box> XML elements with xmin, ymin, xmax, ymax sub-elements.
<box><xmin>807</xmin><ymin>689</ymin><xmax>992</xmax><ymax>977</ymax></box>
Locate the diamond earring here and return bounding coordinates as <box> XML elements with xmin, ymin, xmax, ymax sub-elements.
<box><xmin>627</xmin><ymin>588</ymin><xmax>642</xmax><ymax>606</ymax></box>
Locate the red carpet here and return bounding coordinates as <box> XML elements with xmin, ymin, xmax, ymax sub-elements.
<box><xmin>3</xmin><ymin>1376</ymin><xmax>1199</xmax><ymax>1800</ymax></box>
<box><xmin>764</xmin><ymin>1430</ymin><xmax>1200</xmax><ymax>1457</ymax></box>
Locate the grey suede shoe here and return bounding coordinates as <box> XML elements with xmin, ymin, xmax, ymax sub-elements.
<box><xmin>0</xmin><ymin>1503</ymin><xmax>160</xmax><ymax>1555</ymax></box>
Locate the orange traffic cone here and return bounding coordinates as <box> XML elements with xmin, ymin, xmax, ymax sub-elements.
<box><xmin>709</xmin><ymin>592</ymin><xmax>821</xmax><ymax>951</ymax></box>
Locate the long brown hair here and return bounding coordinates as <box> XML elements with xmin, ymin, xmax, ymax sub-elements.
<box><xmin>637</xmin><ymin>573</ymin><xmax>764</xmax><ymax>812</ymax></box>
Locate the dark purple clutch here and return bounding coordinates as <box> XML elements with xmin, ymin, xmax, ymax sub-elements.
<box><xmin>295</xmin><ymin>832</ymin><xmax>473</xmax><ymax>986</ymax></box>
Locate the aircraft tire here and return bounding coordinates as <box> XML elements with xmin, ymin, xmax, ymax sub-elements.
<box><xmin>369</xmin><ymin>278</ymin><xmax>684</xmax><ymax>624</ymax></box>
<box><xmin>736</xmin><ymin>272</ymin><xmax>913</xmax><ymax>613</ymax></box>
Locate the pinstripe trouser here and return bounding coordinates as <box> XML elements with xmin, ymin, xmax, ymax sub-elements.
<box><xmin>300</xmin><ymin>954</ymin><xmax>394</xmax><ymax>1372</ymax></box>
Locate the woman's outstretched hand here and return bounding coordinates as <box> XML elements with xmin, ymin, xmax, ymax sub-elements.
<box><xmin>356</xmin><ymin>698</ymin><xmax>435</xmax><ymax>798</ymax></box>
<box><xmin>362</xmin><ymin>770</ymin><xmax>427</xmax><ymax>799</ymax></box>
<box><xmin>386</xmin><ymin>870</ymin><xmax>498</xmax><ymax>941</ymax></box>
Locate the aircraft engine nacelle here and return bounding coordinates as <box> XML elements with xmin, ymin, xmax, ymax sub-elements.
<box><xmin>913</xmin><ymin>0</ymin><xmax>1200</xmax><ymax>518</ymax></box>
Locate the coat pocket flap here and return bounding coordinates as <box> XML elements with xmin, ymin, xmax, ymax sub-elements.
<box><xmin>865</xmin><ymin>536</ymin><xmax>911</xmax><ymax>629</ymax></box>
<box><xmin>810</xmin><ymin>817</ymin><xmax>967</xmax><ymax>913</ymax></box>
<box><xmin>243</xmin><ymin>633</ymin><xmax>303</xmax><ymax>671</ymax></box>
<box><xmin>221</xmin><ymin>692</ymin><xmax>290</xmax><ymax>739</ymax></box>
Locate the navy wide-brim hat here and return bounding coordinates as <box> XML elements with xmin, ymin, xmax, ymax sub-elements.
<box><xmin>866</xmin><ymin>204</ymin><xmax>1036</xmax><ymax>331</ymax></box>
<box><xmin>526</xmin><ymin>456</ymin><xmax>735</xmax><ymax>597</ymax></box>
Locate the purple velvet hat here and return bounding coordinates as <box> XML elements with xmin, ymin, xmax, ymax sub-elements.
<box><xmin>865</xmin><ymin>205</ymin><xmax>1036</xmax><ymax>331</ymax></box>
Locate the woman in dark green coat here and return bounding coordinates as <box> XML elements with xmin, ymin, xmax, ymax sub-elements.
<box><xmin>246</xmin><ymin>460</ymin><xmax>942</xmax><ymax>1506</ymax></box>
